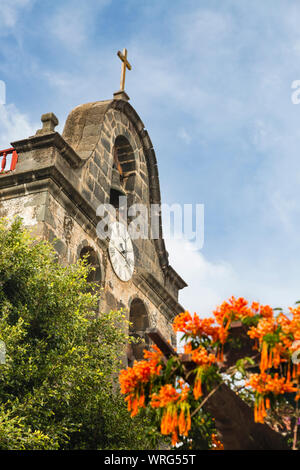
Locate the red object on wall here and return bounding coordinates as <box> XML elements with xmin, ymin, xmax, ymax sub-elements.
<box><xmin>1</xmin><ymin>152</ymin><xmax>6</xmax><ymax>172</ymax></box>
<box><xmin>0</xmin><ymin>148</ymin><xmax>18</xmax><ymax>173</ymax></box>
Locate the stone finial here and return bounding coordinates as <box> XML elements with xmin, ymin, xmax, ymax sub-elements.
<box><xmin>35</xmin><ymin>112</ymin><xmax>59</xmax><ymax>135</ymax></box>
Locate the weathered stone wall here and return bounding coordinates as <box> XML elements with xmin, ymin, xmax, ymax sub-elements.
<box><xmin>76</xmin><ymin>106</ymin><xmax>164</xmax><ymax>284</ymax></box>
<box><xmin>0</xmin><ymin>98</ymin><xmax>186</xmax><ymax>353</ymax></box>
<box><xmin>0</xmin><ymin>188</ymin><xmax>176</xmax><ymax>346</ymax></box>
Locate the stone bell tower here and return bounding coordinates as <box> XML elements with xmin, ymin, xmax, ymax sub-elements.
<box><xmin>0</xmin><ymin>50</ymin><xmax>187</xmax><ymax>361</ymax></box>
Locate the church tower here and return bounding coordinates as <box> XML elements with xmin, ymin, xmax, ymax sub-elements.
<box><xmin>0</xmin><ymin>50</ymin><xmax>186</xmax><ymax>362</ymax></box>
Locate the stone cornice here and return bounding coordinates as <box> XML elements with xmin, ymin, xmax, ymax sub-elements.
<box><xmin>11</xmin><ymin>132</ymin><xmax>83</xmax><ymax>169</ymax></box>
<box><xmin>0</xmin><ymin>165</ymin><xmax>98</xmax><ymax>229</ymax></box>
<box><xmin>132</xmin><ymin>270</ymin><xmax>185</xmax><ymax>321</ymax></box>
<box><xmin>165</xmin><ymin>265</ymin><xmax>187</xmax><ymax>290</ymax></box>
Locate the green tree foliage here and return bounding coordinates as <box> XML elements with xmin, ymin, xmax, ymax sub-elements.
<box><xmin>0</xmin><ymin>218</ymin><xmax>157</xmax><ymax>450</ymax></box>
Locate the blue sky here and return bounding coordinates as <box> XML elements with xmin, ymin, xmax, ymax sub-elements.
<box><xmin>1</xmin><ymin>0</ymin><xmax>300</xmax><ymax>315</ymax></box>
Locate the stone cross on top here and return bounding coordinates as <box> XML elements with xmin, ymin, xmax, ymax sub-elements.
<box><xmin>114</xmin><ymin>48</ymin><xmax>132</xmax><ymax>102</ymax></box>
<box><xmin>118</xmin><ymin>48</ymin><xmax>132</xmax><ymax>91</ymax></box>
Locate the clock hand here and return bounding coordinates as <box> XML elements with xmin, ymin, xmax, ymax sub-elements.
<box><xmin>120</xmin><ymin>243</ymin><xmax>126</xmax><ymax>255</ymax></box>
<box><xmin>113</xmin><ymin>243</ymin><xmax>133</xmax><ymax>270</ymax></box>
<box><xmin>121</xmin><ymin>235</ymin><xmax>134</xmax><ymax>255</ymax></box>
<box><xmin>111</xmin><ymin>239</ymin><xmax>127</xmax><ymax>259</ymax></box>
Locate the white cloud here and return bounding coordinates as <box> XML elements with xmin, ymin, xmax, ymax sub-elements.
<box><xmin>178</xmin><ymin>128</ymin><xmax>192</xmax><ymax>144</ymax></box>
<box><xmin>175</xmin><ymin>8</ymin><xmax>233</xmax><ymax>52</ymax></box>
<box><xmin>0</xmin><ymin>0</ymin><xmax>34</xmax><ymax>30</ymax></box>
<box><xmin>166</xmin><ymin>237</ymin><xmax>237</xmax><ymax>316</ymax></box>
<box><xmin>46</xmin><ymin>0</ymin><xmax>111</xmax><ymax>51</ymax></box>
<box><xmin>0</xmin><ymin>103</ymin><xmax>37</xmax><ymax>148</ymax></box>
<box><xmin>167</xmin><ymin>236</ymin><xmax>300</xmax><ymax>320</ymax></box>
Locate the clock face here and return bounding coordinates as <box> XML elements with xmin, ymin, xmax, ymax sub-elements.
<box><xmin>108</xmin><ymin>222</ymin><xmax>135</xmax><ymax>281</ymax></box>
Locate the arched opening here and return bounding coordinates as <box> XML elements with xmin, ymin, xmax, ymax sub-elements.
<box><xmin>79</xmin><ymin>246</ymin><xmax>101</xmax><ymax>284</ymax></box>
<box><xmin>127</xmin><ymin>298</ymin><xmax>149</xmax><ymax>367</ymax></box>
<box><xmin>79</xmin><ymin>246</ymin><xmax>102</xmax><ymax>318</ymax></box>
<box><xmin>110</xmin><ymin>135</ymin><xmax>136</xmax><ymax>209</ymax></box>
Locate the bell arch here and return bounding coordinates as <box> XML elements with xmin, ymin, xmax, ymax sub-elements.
<box><xmin>110</xmin><ymin>135</ymin><xmax>136</xmax><ymax>208</ymax></box>
<box><xmin>78</xmin><ymin>245</ymin><xmax>102</xmax><ymax>318</ymax></box>
<box><xmin>79</xmin><ymin>245</ymin><xmax>102</xmax><ymax>284</ymax></box>
<box><xmin>127</xmin><ymin>298</ymin><xmax>150</xmax><ymax>366</ymax></box>
<box><xmin>62</xmin><ymin>98</ymin><xmax>171</xmax><ymax>272</ymax></box>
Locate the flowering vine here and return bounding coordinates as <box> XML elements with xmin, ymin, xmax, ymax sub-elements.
<box><xmin>119</xmin><ymin>297</ymin><xmax>300</xmax><ymax>449</ymax></box>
